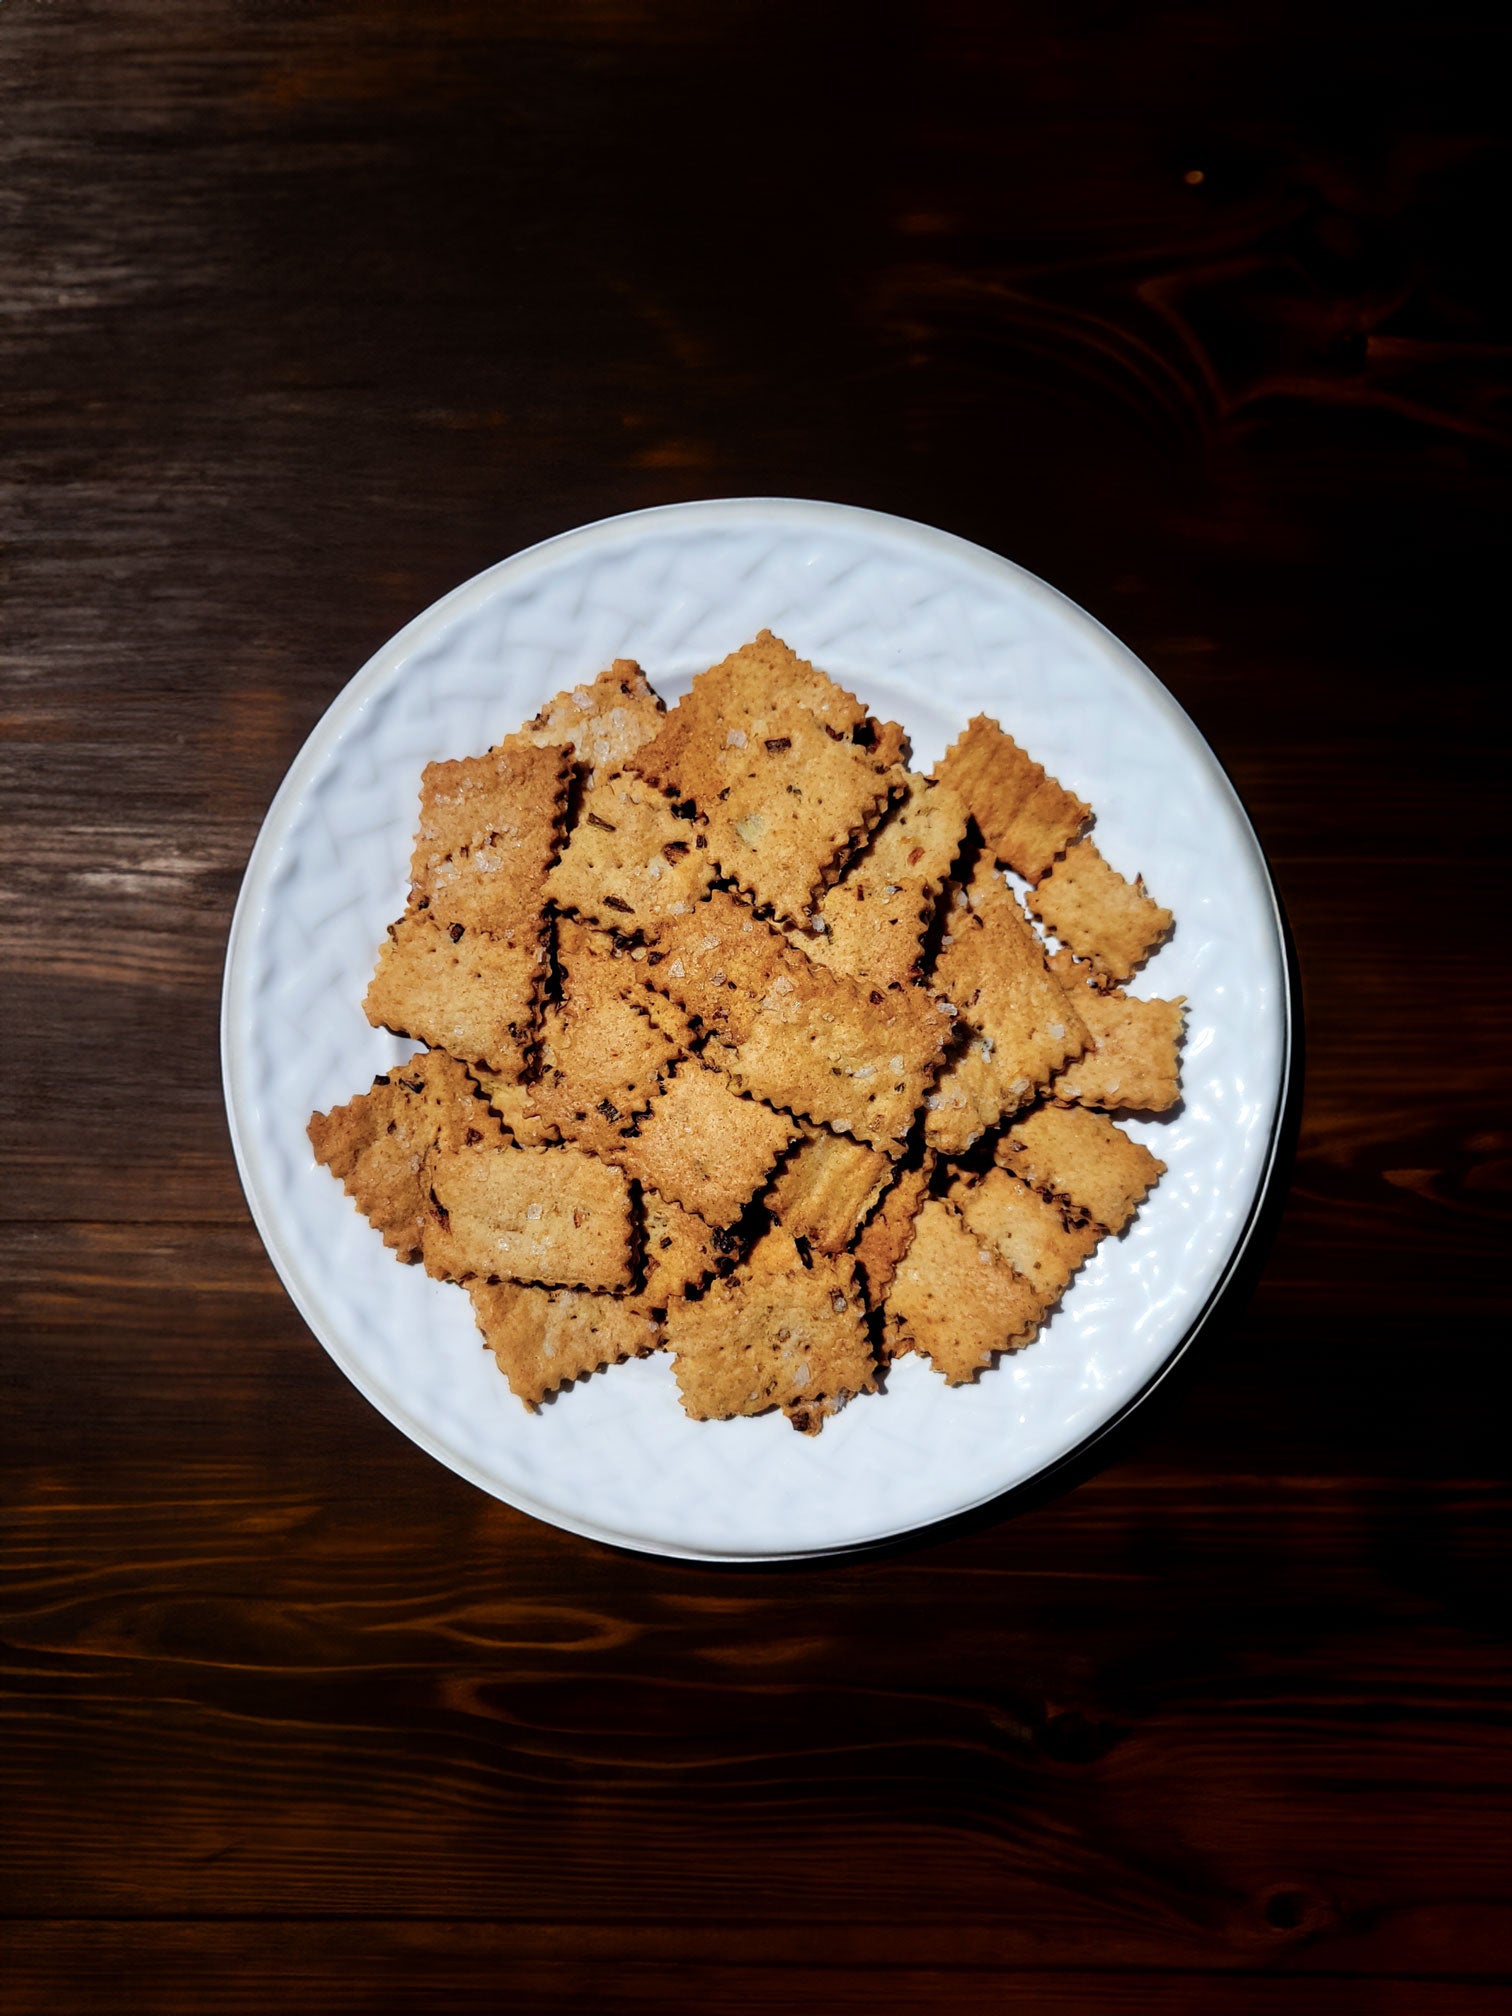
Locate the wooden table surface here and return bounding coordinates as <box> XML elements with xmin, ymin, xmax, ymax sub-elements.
<box><xmin>3</xmin><ymin>4</ymin><xmax>1508</xmax><ymax>2011</ymax></box>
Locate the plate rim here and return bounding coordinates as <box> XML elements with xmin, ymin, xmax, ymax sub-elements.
<box><xmin>221</xmin><ymin>495</ymin><xmax>1292</xmax><ymax>1562</ymax></box>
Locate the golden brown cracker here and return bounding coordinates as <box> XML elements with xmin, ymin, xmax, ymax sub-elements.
<box><xmin>1051</xmin><ymin>988</ymin><xmax>1186</xmax><ymax>1112</ymax></box>
<box><xmin>800</xmin><ymin>774</ymin><xmax>968</xmax><ymax>988</ymax></box>
<box><xmin>308</xmin><ymin>1050</ymin><xmax>503</xmax><ymax>1262</ymax></box>
<box><xmin>949</xmin><ymin>1166</ymin><xmax>1100</xmax><ymax>1303</ymax></box>
<box><xmin>605</xmin><ymin>1059</ymin><xmax>800</xmax><ymax>1230</ymax></box>
<box><xmin>1028</xmin><ymin>837</ymin><xmax>1172</xmax><ymax>983</ymax></box>
<box><xmin>526</xmin><ymin>986</ymin><xmax>684</xmax><ymax>1156</ymax></box>
<box><xmin>423</xmin><ymin>1142</ymin><xmax>634</xmax><ymax>1289</ymax></box>
<box><xmin>924</xmin><ymin>861</ymin><xmax>1089</xmax><ymax>1153</ymax></box>
<box><xmin>469</xmin><ymin>1066</ymin><xmax>557</xmax><ymax>1147</ymax></box>
<box><xmin>995</xmin><ymin>1103</ymin><xmax>1165</xmax><ymax>1234</ymax></box>
<box><xmin>664</xmin><ymin>1226</ymin><xmax>875</xmax><ymax>1425</ymax></box>
<box><xmin>934</xmin><ymin>715</ymin><xmax>1089</xmax><ymax>881</ymax></box>
<box><xmin>631</xmin><ymin>632</ymin><xmax>871</xmax><ymax>793</ymax></box>
<box><xmin>765</xmin><ymin>1125</ymin><xmax>894</xmax><ymax>1256</ymax></box>
<box><xmin>852</xmin><ymin>1151</ymin><xmax>935</xmax><ymax>1309</ymax></box>
<box><xmin>546</xmin><ymin>769</ymin><xmax>716</xmax><ymax>928</ymax></box>
<box><xmin>881</xmin><ymin>1197</ymin><xmax>1044</xmax><ymax>1383</ymax></box>
<box><xmin>408</xmin><ymin>740</ymin><xmax>571</xmax><ymax>935</ymax></box>
<box><xmin>673</xmin><ymin>700</ymin><xmax>899</xmax><ymax>923</ymax></box>
<box><xmin>469</xmin><ymin>1280</ymin><xmax>658</xmax><ymax>1407</ymax></box>
<box><xmin>519</xmin><ymin>659</ymin><xmax>666</xmax><ymax>783</ymax></box>
<box><xmin>364</xmin><ymin>910</ymin><xmax>547</xmax><ymax>1079</ymax></box>
<box><xmin>646</xmin><ymin>891</ymin><xmax>951</xmax><ymax>1149</ymax></box>
<box><xmin>635</xmin><ymin>1185</ymin><xmax>724</xmax><ymax>1310</ymax></box>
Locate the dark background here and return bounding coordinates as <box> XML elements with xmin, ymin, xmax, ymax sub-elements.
<box><xmin>3</xmin><ymin>4</ymin><xmax>1509</xmax><ymax>2012</ymax></box>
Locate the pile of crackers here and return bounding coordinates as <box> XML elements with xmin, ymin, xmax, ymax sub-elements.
<box><xmin>309</xmin><ymin>633</ymin><xmax>1184</xmax><ymax>1433</ymax></box>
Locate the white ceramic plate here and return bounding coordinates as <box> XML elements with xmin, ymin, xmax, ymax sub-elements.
<box><xmin>222</xmin><ymin>499</ymin><xmax>1288</xmax><ymax>1561</ymax></box>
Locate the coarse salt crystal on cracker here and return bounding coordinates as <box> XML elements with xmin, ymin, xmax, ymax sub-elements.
<box><xmin>519</xmin><ymin>659</ymin><xmax>666</xmax><ymax>784</ymax></box>
<box><xmin>765</xmin><ymin>1123</ymin><xmax>894</xmax><ymax>1256</ymax></box>
<box><xmin>664</xmin><ymin>1226</ymin><xmax>874</xmax><ymax>1428</ymax></box>
<box><xmin>468</xmin><ymin>1280</ymin><xmax>660</xmax><ymax>1408</ymax></box>
<box><xmin>882</xmin><ymin>1196</ymin><xmax>1044</xmax><ymax>1383</ymax></box>
<box><xmin>603</xmin><ymin>1058</ymin><xmax>800</xmax><ymax>1231</ymax></box>
<box><xmin>924</xmin><ymin>857</ymin><xmax>1089</xmax><ymax>1154</ymax></box>
<box><xmin>933</xmin><ymin>715</ymin><xmax>1089</xmax><ymax>882</ymax></box>
<box><xmin>546</xmin><ymin>769</ymin><xmax>716</xmax><ymax>928</ymax></box>
<box><xmin>645</xmin><ymin>890</ymin><xmax>950</xmax><ymax>1150</ymax></box>
<box><xmin>800</xmin><ymin>773</ymin><xmax>968</xmax><ymax>988</ymax></box>
<box><xmin>364</xmin><ymin>911</ymin><xmax>549</xmax><ymax>1080</ymax></box>
<box><xmin>422</xmin><ymin>1141</ymin><xmax>634</xmax><ymax>1290</ymax></box>
<box><xmin>308</xmin><ymin>1050</ymin><xmax>504</xmax><ymax>1263</ymax></box>
<box><xmin>1028</xmin><ymin>837</ymin><xmax>1172</xmax><ymax>983</ymax></box>
<box><xmin>949</xmin><ymin>1166</ymin><xmax>1100</xmax><ymax>1304</ymax></box>
<box><xmin>995</xmin><ymin>1103</ymin><xmax>1164</xmax><ymax>1235</ymax></box>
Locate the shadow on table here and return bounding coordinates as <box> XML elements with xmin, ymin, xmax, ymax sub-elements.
<box><xmin>624</xmin><ymin>889</ymin><xmax>1307</xmax><ymax>1576</ymax></box>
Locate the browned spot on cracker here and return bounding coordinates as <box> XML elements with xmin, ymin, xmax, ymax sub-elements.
<box><xmin>995</xmin><ymin>1103</ymin><xmax>1165</xmax><ymax>1234</ymax></box>
<box><xmin>1028</xmin><ymin>837</ymin><xmax>1173</xmax><ymax>983</ymax></box>
<box><xmin>422</xmin><ymin>1141</ymin><xmax>634</xmax><ymax>1289</ymax></box>
<box><xmin>664</xmin><ymin>1226</ymin><xmax>875</xmax><ymax>1426</ymax></box>
<box><xmin>934</xmin><ymin>715</ymin><xmax>1089</xmax><ymax>881</ymax></box>
<box><xmin>469</xmin><ymin>1280</ymin><xmax>658</xmax><ymax>1407</ymax></box>
<box><xmin>881</xmin><ymin>1197</ymin><xmax>1044</xmax><ymax>1383</ymax></box>
<box><xmin>308</xmin><ymin>1050</ymin><xmax>504</xmax><ymax>1262</ymax></box>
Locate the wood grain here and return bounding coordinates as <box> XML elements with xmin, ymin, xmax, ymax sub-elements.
<box><xmin>2</xmin><ymin>1</ymin><xmax>1509</xmax><ymax>2011</ymax></box>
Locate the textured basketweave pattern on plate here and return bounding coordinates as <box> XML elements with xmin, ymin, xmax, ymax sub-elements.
<box><xmin>226</xmin><ymin>500</ymin><xmax>1285</xmax><ymax>1559</ymax></box>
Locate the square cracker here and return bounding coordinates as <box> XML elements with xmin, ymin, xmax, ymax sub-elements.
<box><xmin>1028</xmin><ymin>838</ymin><xmax>1172</xmax><ymax>983</ymax></box>
<box><xmin>672</xmin><ymin>701</ymin><xmax>900</xmax><ymax>923</ymax></box>
<box><xmin>605</xmin><ymin>1059</ymin><xmax>800</xmax><ymax>1230</ymax></box>
<box><xmin>307</xmin><ymin>1050</ymin><xmax>504</xmax><ymax>1263</ymax></box>
<box><xmin>933</xmin><ymin>716</ymin><xmax>1089</xmax><ymax>882</ymax></box>
<box><xmin>882</xmin><ymin>1197</ymin><xmax>1044</xmax><ymax>1384</ymax></box>
<box><xmin>765</xmin><ymin>1124</ymin><xmax>894</xmax><ymax>1256</ymax></box>
<box><xmin>636</xmin><ymin>1185</ymin><xmax>724</xmax><ymax>1311</ymax></box>
<box><xmin>1051</xmin><ymin>987</ymin><xmax>1186</xmax><ymax>1113</ymax></box>
<box><xmin>949</xmin><ymin>1167</ymin><xmax>1100</xmax><ymax>1304</ymax></box>
<box><xmin>546</xmin><ymin>769</ymin><xmax>716</xmax><ymax>929</ymax></box>
<box><xmin>852</xmin><ymin>1150</ymin><xmax>935</xmax><ymax>1309</ymax></box>
<box><xmin>526</xmin><ymin>983</ymin><xmax>684</xmax><ymax>1158</ymax></box>
<box><xmin>799</xmin><ymin>774</ymin><xmax>968</xmax><ymax>988</ymax></box>
<box><xmin>628</xmin><ymin>633</ymin><xmax>903</xmax><ymax>923</ymax></box>
<box><xmin>423</xmin><ymin>1141</ymin><xmax>634</xmax><ymax>1289</ymax></box>
<box><xmin>924</xmin><ymin>861</ymin><xmax>1090</xmax><ymax>1153</ymax></box>
<box><xmin>408</xmin><ymin>740</ymin><xmax>571</xmax><ymax>935</ymax></box>
<box><xmin>995</xmin><ymin>1103</ymin><xmax>1165</xmax><ymax>1234</ymax></box>
<box><xmin>469</xmin><ymin>1281</ymin><xmax>659</xmax><ymax>1408</ymax></box>
<box><xmin>664</xmin><ymin>1227</ymin><xmax>875</xmax><ymax>1426</ymax></box>
<box><xmin>631</xmin><ymin>633</ymin><xmax>871</xmax><ymax>795</ymax></box>
<box><xmin>645</xmin><ymin>891</ymin><xmax>951</xmax><ymax>1149</ymax></box>
<box><xmin>519</xmin><ymin>659</ymin><xmax>666</xmax><ymax>784</ymax></box>
<box><xmin>364</xmin><ymin>910</ymin><xmax>548</xmax><ymax>1079</ymax></box>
